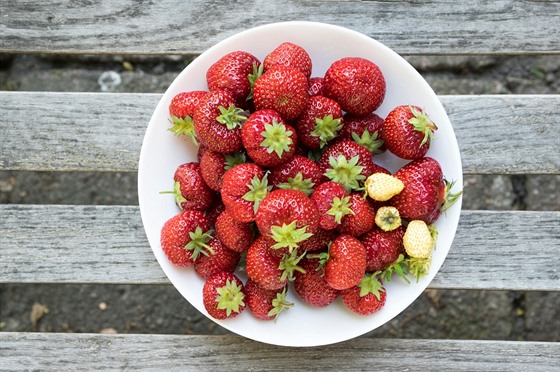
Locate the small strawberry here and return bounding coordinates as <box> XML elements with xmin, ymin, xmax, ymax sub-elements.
<box><xmin>160</xmin><ymin>210</ymin><xmax>213</xmax><ymax>267</ymax></box>
<box><xmin>311</xmin><ymin>181</ymin><xmax>353</xmax><ymax>231</ymax></box>
<box><xmin>221</xmin><ymin>163</ymin><xmax>270</xmax><ymax>223</ymax></box>
<box><xmin>202</xmin><ymin>271</ymin><xmax>246</xmax><ymax>320</ymax></box>
<box><xmin>338</xmin><ymin>192</ymin><xmax>376</xmax><ymax>237</ymax></box>
<box><xmin>338</xmin><ymin>112</ymin><xmax>385</xmax><ymax>154</ymax></box>
<box><xmin>323</xmin><ymin>57</ymin><xmax>386</xmax><ymax>115</ymax></box>
<box><xmin>341</xmin><ymin>273</ymin><xmax>387</xmax><ymax>315</ymax></box>
<box><xmin>253</xmin><ymin>65</ymin><xmax>309</xmax><ymax>120</ymax></box>
<box><xmin>160</xmin><ymin>162</ymin><xmax>215</xmax><ymax>211</ymax></box>
<box><xmin>268</xmin><ymin>154</ymin><xmax>322</xmax><ymax>196</ymax></box>
<box><xmin>295</xmin><ymin>96</ymin><xmax>343</xmax><ymax>149</ymax></box>
<box><xmin>374</xmin><ymin>206</ymin><xmax>402</xmax><ymax>231</ymax></box>
<box><xmin>263</xmin><ymin>42</ymin><xmax>312</xmax><ymax>79</ymax></box>
<box><xmin>215</xmin><ymin>209</ymin><xmax>254</xmax><ymax>253</ymax></box>
<box><xmin>168</xmin><ymin>90</ymin><xmax>207</xmax><ymax>144</ymax></box>
<box><xmin>245</xmin><ymin>280</ymin><xmax>293</xmax><ymax>320</ymax></box>
<box><xmin>241</xmin><ymin>109</ymin><xmax>297</xmax><ymax>168</ymax></box>
<box><xmin>294</xmin><ymin>256</ymin><xmax>339</xmax><ymax>307</ymax></box>
<box><xmin>364</xmin><ymin>172</ymin><xmax>404</xmax><ymax>202</ymax></box>
<box><xmin>317</xmin><ymin>234</ymin><xmax>367</xmax><ymax>290</ymax></box>
<box><xmin>382</xmin><ymin>105</ymin><xmax>437</xmax><ymax>160</ymax></box>
<box><xmin>362</xmin><ymin>226</ymin><xmax>405</xmax><ymax>272</ymax></box>
<box><xmin>199</xmin><ymin>150</ymin><xmax>246</xmax><ymax>192</ymax></box>
<box><xmin>307</xmin><ymin>77</ymin><xmax>325</xmax><ymax>97</ymax></box>
<box><xmin>194</xmin><ymin>237</ymin><xmax>241</xmax><ymax>279</ymax></box>
<box><xmin>403</xmin><ymin>220</ymin><xmax>436</xmax><ymax>259</ymax></box>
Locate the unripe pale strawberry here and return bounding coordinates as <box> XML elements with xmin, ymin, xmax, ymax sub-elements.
<box><xmin>374</xmin><ymin>206</ymin><xmax>402</xmax><ymax>232</ymax></box>
<box><xmin>403</xmin><ymin>220</ymin><xmax>436</xmax><ymax>258</ymax></box>
<box><xmin>365</xmin><ymin>173</ymin><xmax>404</xmax><ymax>201</ymax></box>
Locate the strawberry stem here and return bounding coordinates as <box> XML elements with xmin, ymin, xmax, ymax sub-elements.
<box><xmin>441</xmin><ymin>179</ymin><xmax>463</xmax><ymax>213</ymax></box>
<box><xmin>159</xmin><ymin>181</ymin><xmax>187</xmax><ymax>210</ymax></box>
<box><xmin>169</xmin><ymin>115</ymin><xmax>198</xmax><ymax>144</ymax></box>
<box><xmin>267</xmin><ymin>287</ymin><xmax>293</xmax><ymax>320</ymax></box>
<box><xmin>278</xmin><ymin>249</ymin><xmax>307</xmax><ymax>282</ymax></box>
<box><xmin>408</xmin><ymin>106</ymin><xmax>437</xmax><ymax>147</ymax></box>
<box><xmin>184</xmin><ymin>227</ymin><xmax>214</xmax><ymax>261</ymax></box>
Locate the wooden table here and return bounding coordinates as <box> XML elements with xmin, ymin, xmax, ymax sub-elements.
<box><xmin>1</xmin><ymin>1</ymin><xmax>559</xmax><ymax>370</ymax></box>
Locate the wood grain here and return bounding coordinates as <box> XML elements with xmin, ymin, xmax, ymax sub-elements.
<box><xmin>1</xmin><ymin>205</ymin><xmax>558</xmax><ymax>290</ymax></box>
<box><xmin>1</xmin><ymin>1</ymin><xmax>559</xmax><ymax>55</ymax></box>
<box><xmin>1</xmin><ymin>333</ymin><xmax>558</xmax><ymax>371</ymax></box>
<box><xmin>1</xmin><ymin>92</ymin><xmax>558</xmax><ymax>174</ymax></box>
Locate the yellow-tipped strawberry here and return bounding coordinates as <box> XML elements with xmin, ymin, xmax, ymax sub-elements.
<box><xmin>364</xmin><ymin>173</ymin><xmax>404</xmax><ymax>201</ymax></box>
<box><xmin>403</xmin><ymin>220</ymin><xmax>436</xmax><ymax>259</ymax></box>
<box><xmin>375</xmin><ymin>206</ymin><xmax>402</xmax><ymax>231</ymax></box>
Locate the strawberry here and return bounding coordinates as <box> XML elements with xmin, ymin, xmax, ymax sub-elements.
<box><xmin>311</xmin><ymin>181</ymin><xmax>352</xmax><ymax>231</ymax></box>
<box><xmin>364</xmin><ymin>172</ymin><xmax>404</xmax><ymax>202</ymax></box>
<box><xmin>168</xmin><ymin>90</ymin><xmax>207</xmax><ymax>144</ymax></box>
<box><xmin>241</xmin><ymin>109</ymin><xmax>297</xmax><ymax>167</ymax></box>
<box><xmin>160</xmin><ymin>210</ymin><xmax>213</xmax><ymax>267</ymax></box>
<box><xmin>245</xmin><ymin>279</ymin><xmax>293</xmax><ymax>320</ymax></box>
<box><xmin>202</xmin><ymin>271</ymin><xmax>246</xmax><ymax>319</ymax></box>
<box><xmin>263</xmin><ymin>41</ymin><xmax>312</xmax><ymax>79</ymax></box>
<box><xmin>338</xmin><ymin>112</ymin><xmax>385</xmax><ymax>154</ymax></box>
<box><xmin>319</xmin><ymin>234</ymin><xmax>367</xmax><ymax>290</ymax></box>
<box><xmin>255</xmin><ymin>189</ymin><xmax>319</xmax><ymax>255</ymax></box>
<box><xmin>268</xmin><ymin>154</ymin><xmax>322</xmax><ymax>196</ymax></box>
<box><xmin>362</xmin><ymin>226</ymin><xmax>405</xmax><ymax>272</ymax></box>
<box><xmin>194</xmin><ymin>237</ymin><xmax>241</xmax><ymax>279</ymax></box>
<box><xmin>382</xmin><ymin>105</ymin><xmax>437</xmax><ymax>160</ymax></box>
<box><xmin>307</xmin><ymin>77</ymin><xmax>325</xmax><ymax>97</ymax></box>
<box><xmin>374</xmin><ymin>206</ymin><xmax>402</xmax><ymax>231</ymax></box>
<box><xmin>161</xmin><ymin>162</ymin><xmax>215</xmax><ymax>211</ymax></box>
<box><xmin>298</xmin><ymin>227</ymin><xmax>336</xmax><ymax>252</ymax></box>
<box><xmin>317</xmin><ymin>140</ymin><xmax>376</xmax><ymax>192</ymax></box>
<box><xmin>341</xmin><ymin>273</ymin><xmax>386</xmax><ymax>315</ymax></box>
<box><xmin>294</xmin><ymin>256</ymin><xmax>339</xmax><ymax>307</ymax></box>
<box><xmin>338</xmin><ymin>192</ymin><xmax>376</xmax><ymax>237</ymax></box>
<box><xmin>193</xmin><ymin>89</ymin><xmax>247</xmax><ymax>153</ymax></box>
<box><xmin>206</xmin><ymin>51</ymin><xmax>261</xmax><ymax>106</ymax></box>
<box><xmin>204</xmin><ymin>197</ymin><xmax>225</xmax><ymax>227</ymax></box>
<box><xmin>295</xmin><ymin>95</ymin><xmax>343</xmax><ymax>149</ymax></box>
<box><xmin>253</xmin><ymin>65</ymin><xmax>309</xmax><ymax>120</ymax></box>
<box><xmin>199</xmin><ymin>150</ymin><xmax>246</xmax><ymax>192</ymax></box>
<box><xmin>403</xmin><ymin>220</ymin><xmax>436</xmax><ymax>259</ymax></box>
<box><xmin>323</xmin><ymin>57</ymin><xmax>386</xmax><ymax>115</ymax></box>
<box><xmin>221</xmin><ymin>163</ymin><xmax>270</xmax><ymax>223</ymax></box>
<box><xmin>215</xmin><ymin>209</ymin><xmax>254</xmax><ymax>253</ymax></box>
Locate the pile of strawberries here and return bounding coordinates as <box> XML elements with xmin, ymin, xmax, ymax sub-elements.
<box><xmin>160</xmin><ymin>42</ymin><xmax>461</xmax><ymax>321</ymax></box>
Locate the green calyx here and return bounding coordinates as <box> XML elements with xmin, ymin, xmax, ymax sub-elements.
<box><xmin>358</xmin><ymin>272</ymin><xmax>385</xmax><ymax>299</ymax></box>
<box><xmin>408</xmin><ymin>256</ymin><xmax>432</xmax><ymax>282</ymax></box>
<box><xmin>242</xmin><ymin>172</ymin><xmax>271</xmax><ymax>213</ymax></box>
<box><xmin>184</xmin><ymin>227</ymin><xmax>214</xmax><ymax>261</ymax></box>
<box><xmin>169</xmin><ymin>115</ymin><xmax>198</xmax><ymax>145</ymax></box>
<box><xmin>159</xmin><ymin>181</ymin><xmax>187</xmax><ymax>210</ymax></box>
<box><xmin>375</xmin><ymin>206</ymin><xmax>402</xmax><ymax>232</ymax></box>
<box><xmin>224</xmin><ymin>151</ymin><xmax>247</xmax><ymax>171</ymax></box>
<box><xmin>246</xmin><ymin>62</ymin><xmax>263</xmax><ymax>101</ymax></box>
<box><xmin>408</xmin><ymin>106</ymin><xmax>438</xmax><ymax>147</ymax></box>
<box><xmin>216</xmin><ymin>104</ymin><xmax>247</xmax><ymax>130</ymax></box>
<box><xmin>351</xmin><ymin>130</ymin><xmax>383</xmax><ymax>154</ymax></box>
<box><xmin>324</xmin><ymin>155</ymin><xmax>366</xmax><ymax>192</ymax></box>
<box><xmin>215</xmin><ymin>279</ymin><xmax>246</xmax><ymax>317</ymax></box>
<box><xmin>277</xmin><ymin>172</ymin><xmax>315</xmax><ymax>196</ymax></box>
<box><xmin>380</xmin><ymin>254</ymin><xmax>410</xmax><ymax>284</ymax></box>
<box><xmin>441</xmin><ymin>179</ymin><xmax>463</xmax><ymax>213</ymax></box>
<box><xmin>327</xmin><ymin>195</ymin><xmax>355</xmax><ymax>224</ymax></box>
<box><xmin>260</xmin><ymin>120</ymin><xmax>294</xmax><ymax>157</ymax></box>
<box><xmin>311</xmin><ymin>114</ymin><xmax>343</xmax><ymax>148</ymax></box>
<box><xmin>267</xmin><ymin>287</ymin><xmax>294</xmax><ymax>320</ymax></box>
<box><xmin>278</xmin><ymin>249</ymin><xmax>307</xmax><ymax>282</ymax></box>
<box><xmin>270</xmin><ymin>221</ymin><xmax>313</xmax><ymax>253</ymax></box>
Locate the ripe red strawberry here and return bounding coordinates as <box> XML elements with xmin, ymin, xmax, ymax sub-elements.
<box><xmin>338</xmin><ymin>112</ymin><xmax>385</xmax><ymax>154</ymax></box>
<box><xmin>193</xmin><ymin>89</ymin><xmax>246</xmax><ymax>153</ymax></box>
<box><xmin>268</xmin><ymin>154</ymin><xmax>322</xmax><ymax>196</ymax></box>
<box><xmin>202</xmin><ymin>271</ymin><xmax>246</xmax><ymax>319</ymax></box>
<box><xmin>263</xmin><ymin>42</ymin><xmax>312</xmax><ymax>79</ymax></box>
<box><xmin>317</xmin><ymin>140</ymin><xmax>377</xmax><ymax>192</ymax></box>
<box><xmin>294</xmin><ymin>256</ymin><xmax>339</xmax><ymax>307</ymax></box>
<box><xmin>307</xmin><ymin>77</ymin><xmax>325</xmax><ymax>97</ymax></box>
<box><xmin>215</xmin><ymin>209</ymin><xmax>254</xmax><ymax>253</ymax></box>
<box><xmin>241</xmin><ymin>109</ymin><xmax>298</xmax><ymax>167</ymax></box>
<box><xmin>382</xmin><ymin>105</ymin><xmax>437</xmax><ymax>160</ymax></box>
<box><xmin>341</xmin><ymin>273</ymin><xmax>387</xmax><ymax>315</ymax></box>
<box><xmin>221</xmin><ymin>163</ymin><xmax>270</xmax><ymax>223</ymax></box>
<box><xmin>298</xmin><ymin>227</ymin><xmax>336</xmax><ymax>252</ymax></box>
<box><xmin>338</xmin><ymin>192</ymin><xmax>376</xmax><ymax>237</ymax></box>
<box><xmin>199</xmin><ymin>150</ymin><xmax>246</xmax><ymax>192</ymax></box>
<box><xmin>194</xmin><ymin>237</ymin><xmax>241</xmax><ymax>279</ymax></box>
<box><xmin>255</xmin><ymin>189</ymin><xmax>319</xmax><ymax>255</ymax></box>
<box><xmin>253</xmin><ymin>65</ymin><xmax>309</xmax><ymax>120</ymax></box>
<box><xmin>204</xmin><ymin>197</ymin><xmax>225</xmax><ymax>227</ymax></box>
<box><xmin>206</xmin><ymin>51</ymin><xmax>261</xmax><ymax>106</ymax></box>
<box><xmin>295</xmin><ymin>95</ymin><xmax>343</xmax><ymax>149</ymax></box>
<box><xmin>362</xmin><ymin>226</ymin><xmax>405</xmax><ymax>272</ymax></box>
<box><xmin>245</xmin><ymin>280</ymin><xmax>293</xmax><ymax>320</ymax></box>
<box><xmin>160</xmin><ymin>210</ymin><xmax>212</xmax><ymax>267</ymax></box>
<box><xmin>311</xmin><ymin>181</ymin><xmax>352</xmax><ymax>231</ymax></box>
<box><xmin>168</xmin><ymin>90</ymin><xmax>207</xmax><ymax>144</ymax></box>
<box><xmin>321</xmin><ymin>234</ymin><xmax>367</xmax><ymax>290</ymax></box>
<box><xmin>323</xmin><ymin>57</ymin><xmax>386</xmax><ymax>115</ymax></box>
<box><xmin>161</xmin><ymin>162</ymin><xmax>215</xmax><ymax>211</ymax></box>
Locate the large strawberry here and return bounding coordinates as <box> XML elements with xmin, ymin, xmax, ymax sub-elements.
<box><xmin>193</xmin><ymin>89</ymin><xmax>246</xmax><ymax>153</ymax></box>
<box><xmin>338</xmin><ymin>112</ymin><xmax>385</xmax><ymax>154</ymax></box>
<box><xmin>294</xmin><ymin>256</ymin><xmax>339</xmax><ymax>307</ymax></box>
<box><xmin>268</xmin><ymin>154</ymin><xmax>322</xmax><ymax>196</ymax></box>
<box><xmin>311</xmin><ymin>181</ymin><xmax>353</xmax><ymax>231</ymax></box>
<box><xmin>161</xmin><ymin>162</ymin><xmax>215</xmax><ymax>211</ymax></box>
<box><xmin>341</xmin><ymin>273</ymin><xmax>387</xmax><ymax>315</ymax></box>
<box><xmin>362</xmin><ymin>226</ymin><xmax>405</xmax><ymax>272</ymax></box>
<box><xmin>199</xmin><ymin>150</ymin><xmax>246</xmax><ymax>192</ymax></box>
<box><xmin>338</xmin><ymin>192</ymin><xmax>376</xmax><ymax>237</ymax></box>
<box><xmin>318</xmin><ymin>234</ymin><xmax>367</xmax><ymax>290</ymax></box>
<box><xmin>194</xmin><ymin>237</ymin><xmax>241</xmax><ymax>279</ymax></box>
<box><xmin>253</xmin><ymin>65</ymin><xmax>309</xmax><ymax>120</ymax></box>
<box><xmin>221</xmin><ymin>163</ymin><xmax>270</xmax><ymax>223</ymax></box>
<box><xmin>215</xmin><ymin>209</ymin><xmax>254</xmax><ymax>253</ymax></box>
<box><xmin>202</xmin><ymin>271</ymin><xmax>246</xmax><ymax>320</ymax></box>
<box><xmin>295</xmin><ymin>95</ymin><xmax>343</xmax><ymax>149</ymax></box>
<box><xmin>263</xmin><ymin>41</ymin><xmax>312</xmax><ymax>79</ymax></box>
<box><xmin>382</xmin><ymin>105</ymin><xmax>437</xmax><ymax>160</ymax></box>
<box><xmin>160</xmin><ymin>210</ymin><xmax>213</xmax><ymax>267</ymax></box>
<box><xmin>323</xmin><ymin>57</ymin><xmax>386</xmax><ymax>115</ymax></box>
<box><xmin>168</xmin><ymin>90</ymin><xmax>207</xmax><ymax>144</ymax></box>
<box><xmin>245</xmin><ymin>279</ymin><xmax>292</xmax><ymax>320</ymax></box>
<box><xmin>241</xmin><ymin>109</ymin><xmax>297</xmax><ymax>167</ymax></box>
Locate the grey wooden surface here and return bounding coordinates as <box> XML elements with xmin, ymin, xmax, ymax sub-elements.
<box><xmin>1</xmin><ymin>92</ymin><xmax>559</xmax><ymax>174</ymax></box>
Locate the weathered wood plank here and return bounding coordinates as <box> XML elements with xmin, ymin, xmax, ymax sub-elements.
<box><xmin>1</xmin><ymin>1</ymin><xmax>559</xmax><ymax>55</ymax></box>
<box><xmin>0</xmin><ymin>333</ymin><xmax>558</xmax><ymax>371</ymax></box>
<box><xmin>1</xmin><ymin>92</ymin><xmax>558</xmax><ymax>174</ymax></box>
<box><xmin>0</xmin><ymin>205</ymin><xmax>558</xmax><ymax>290</ymax></box>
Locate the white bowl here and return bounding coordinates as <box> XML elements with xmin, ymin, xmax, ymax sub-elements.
<box><xmin>138</xmin><ymin>21</ymin><xmax>463</xmax><ymax>347</ymax></box>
